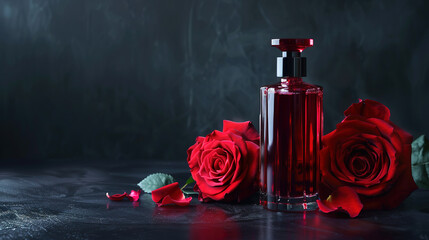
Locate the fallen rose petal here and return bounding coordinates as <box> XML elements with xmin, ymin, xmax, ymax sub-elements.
<box><xmin>106</xmin><ymin>192</ymin><xmax>127</xmax><ymax>201</ymax></box>
<box><xmin>157</xmin><ymin>195</ymin><xmax>192</xmax><ymax>207</ymax></box>
<box><xmin>317</xmin><ymin>186</ymin><xmax>363</xmax><ymax>218</ymax></box>
<box><xmin>106</xmin><ymin>190</ymin><xmax>141</xmax><ymax>202</ymax></box>
<box><xmin>151</xmin><ymin>182</ymin><xmax>192</xmax><ymax>207</ymax></box>
<box><xmin>152</xmin><ymin>182</ymin><xmax>181</xmax><ymax>202</ymax></box>
<box><xmin>127</xmin><ymin>190</ymin><xmax>141</xmax><ymax>202</ymax></box>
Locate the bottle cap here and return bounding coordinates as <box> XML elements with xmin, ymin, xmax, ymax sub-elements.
<box><xmin>271</xmin><ymin>39</ymin><xmax>313</xmax><ymax>52</ymax></box>
<box><xmin>271</xmin><ymin>38</ymin><xmax>313</xmax><ymax>77</ymax></box>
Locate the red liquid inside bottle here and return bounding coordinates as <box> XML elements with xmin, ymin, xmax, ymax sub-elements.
<box><xmin>260</xmin><ymin>39</ymin><xmax>323</xmax><ymax>211</ymax></box>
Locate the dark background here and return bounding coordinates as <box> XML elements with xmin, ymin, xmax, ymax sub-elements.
<box><xmin>1</xmin><ymin>0</ymin><xmax>428</xmax><ymax>164</ymax></box>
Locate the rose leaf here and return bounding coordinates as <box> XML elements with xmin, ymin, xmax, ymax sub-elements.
<box><xmin>411</xmin><ymin>135</ymin><xmax>429</xmax><ymax>189</ymax></box>
<box><xmin>182</xmin><ymin>189</ymin><xmax>199</xmax><ymax>195</ymax></box>
<box><xmin>137</xmin><ymin>173</ymin><xmax>175</xmax><ymax>193</ymax></box>
<box><xmin>181</xmin><ymin>176</ymin><xmax>196</xmax><ymax>190</ymax></box>
<box><xmin>185</xmin><ymin>176</ymin><xmax>196</xmax><ymax>185</ymax></box>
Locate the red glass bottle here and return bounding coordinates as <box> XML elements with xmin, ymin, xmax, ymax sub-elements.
<box><xmin>260</xmin><ymin>39</ymin><xmax>323</xmax><ymax>211</ymax></box>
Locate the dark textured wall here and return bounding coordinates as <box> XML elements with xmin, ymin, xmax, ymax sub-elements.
<box><xmin>1</xmin><ymin>0</ymin><xmax>428</xmax><ymax>164</ymax></box>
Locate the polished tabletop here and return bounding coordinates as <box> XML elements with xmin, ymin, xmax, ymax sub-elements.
<box><xmin>1</xmin><ymin>161</ymin><xmax>428</xmax><ymax>240</ymax></box>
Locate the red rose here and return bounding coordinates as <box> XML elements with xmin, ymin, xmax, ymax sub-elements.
<box><xmin>320</xmin><ymin>99</ymin><xmax>417</xmax><ymax>212</ymax></box>
<box><xmin>187</xmin><ymin>120</ymin><xmax>260</xmax><ymax>202</ymax></box>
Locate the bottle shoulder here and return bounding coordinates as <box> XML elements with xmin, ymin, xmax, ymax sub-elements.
<box><xmin>261</xmin><ymin>81</ymin><xmax>323</xmax><ymax>95</ymax></box>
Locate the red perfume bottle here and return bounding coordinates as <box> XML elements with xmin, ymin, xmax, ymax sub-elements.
<box><xmin>260</xmin><ymin>39</ymin><xmax>323</xmax><ymax>211</ymax></box>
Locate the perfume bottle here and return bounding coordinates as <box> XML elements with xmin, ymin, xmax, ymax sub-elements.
<box><xmin>260</xmin><ymin>39</ymin><xmax>323</xmax><ymax>211</ymax></box>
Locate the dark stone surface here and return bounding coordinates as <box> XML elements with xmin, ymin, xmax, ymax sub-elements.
<box><xmin>0</xmin><ymin>161</ymin><xmax>428</xmax><ymax>240</ymax></box>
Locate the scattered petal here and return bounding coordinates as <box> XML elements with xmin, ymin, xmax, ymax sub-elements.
<box><xmin>106</xmin><ymin>192</ymin><xmax>127</xmax><ymax>201</ymax></box>
<box><xmin>152</xmin><ymin>182</ymin><xmax>192</xmax><ymax>207</ymax></box>
<box><xmin>317</xmin><ymin>186</ymin><xmax>363</xmax><ymax>218</ymax></box>
<box><xmin>127</xmin><ymin>190</ymin><xmax>142</xmax><ymax>202</ymax></box>
<box><xmin>106</xmin><ymin>190</ymin><xmax>141</xmax><ymax>202</ymax></box>
<box><xmin>157</xmin><ymin>195</ymin><xmax>192</xmax><ymax>207</ymax></box>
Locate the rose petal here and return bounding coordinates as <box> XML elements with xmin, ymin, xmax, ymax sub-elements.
<box><xmin>336</xmin><ymin>118</ymin><xmax>380</xmax><ymax>136</ymax></box>
<box><xmin>222</xmin><ymin>120</ymin><xmax>259</xmax><ymax>145</ymax></box>
<box><xmin>151</xmin><ymin>182</ymin><xmax>192</xmax><ymax>207</ymax></box>
<box><xmin>366</xmin><ymin>118</ymin><xmax>394</xmax><ymax>138</ymax></box>
<box><xmin>349</xmin><ymin>155</ymin><xmax>370</xmax><ymax>177</ymax></box>
<box><xmin>235</xmin><ymin>141</ymin><xmax>260</xmax><ymax>202</ymax></box>
<box><xmin>187</xmin><ymin>137</ymin><xmax>204</xmax><ymax>169</ymax></box>
<box><xmin>392</xmin><ymin>124</ymin><xmax>413</xmax><ymax>144</ymax></box>
<box><xmin>344</xmin><ymin>99</ymin><xmax>390</xmax><ymax>121</ymax></box>
<box><xmin>127</xmin><ymin>190</ymin><xmax>141</xmax><ymax>202</ymax></box>
<box><xmin>106</xmin><ymin>192</ymin><xmax>127</xmax><ymax>201</ymax></box>
<box><xmin>151</xmin><ymin>182</ymin><xmax>181</xmax><ymax>202</ymax></box>
<box><xmin>361</xmin><ymin>144</ymin><xmax>418</xmax><ymax>210</ymax></box>
<box><xmin>206</xmin><ymin>130</ymin><xmax>233</xmax><ymax>142</ymax></box>
<box><xmin>317</xmin><ymin>186</ymin><xmax>363</xmax><ymax>218</ymax></box>
<box><xmin>157</xmin><ymin>195</ymin><xmax>193</xmax><ymax>207</ymax></box>
<box><xmin>226</xmin><ymin>131</ymin><xmax>249</xmax><ymax>156</ymax></box>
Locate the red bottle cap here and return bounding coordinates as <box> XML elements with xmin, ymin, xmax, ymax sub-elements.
<box><xmin>271</xmin><ymin>39</ymin><xmax>313</xmax><ymax>52</ymax></box>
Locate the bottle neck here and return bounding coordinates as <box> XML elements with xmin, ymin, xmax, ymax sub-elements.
<box><xmin>281</xmin><ymin>77</ymin><xmax>303</xmax><ymax>86</ymax></box>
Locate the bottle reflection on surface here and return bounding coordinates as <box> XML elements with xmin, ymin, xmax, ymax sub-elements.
<box><xmin>190</xmin><ymin>205</ymin><xmax>240</xmax><ymax>240</ymax></box>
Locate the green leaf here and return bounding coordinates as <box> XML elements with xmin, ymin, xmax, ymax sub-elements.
<box><xmin>180</xmin><ymin>175</ymin><xmax>195</xmax><ymax>190</ymax></box>
<box><xmin>182</xmin><ymin>190</ymin><xmax>198</xmax><ymax>195</ymax></box>
<box><xmin>137</xmin><ymin>173</ymin><xmax>175</xmax><ymax>193</ymax></box>
<box><xmin>184</xmin><ymin>176</ymin><xmax>195</xmax><ymax>186</ymax></box>
<box><xmin>411</xmin><ymin>135</ymin><xmax>429</xmax><ymax>189</ymax></box>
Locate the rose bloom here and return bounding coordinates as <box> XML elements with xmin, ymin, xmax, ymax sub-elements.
<box><xmin>321</xmin><ymin>99</ymin><xmax>417</xmax><ymax>210</ymax></box>
<box><xmin>187</xmin><ymin>120</ymin><xmax>260</xmax><ymax>202</ymax></box>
